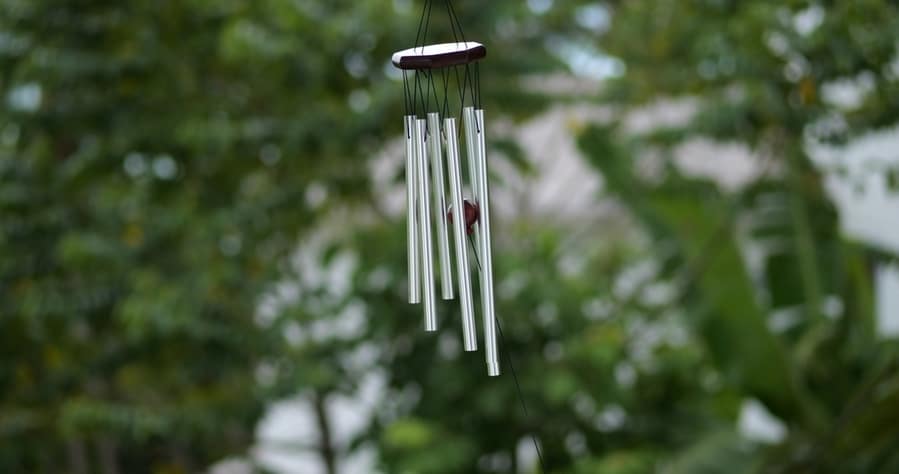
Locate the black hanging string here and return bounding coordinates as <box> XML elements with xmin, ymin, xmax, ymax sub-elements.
<box><xmin>428</xmin><ymin>70</ymin><xmax>442</xmax><ymax>114</ymax></box>
<box><xmin>421</xmin><ymin>0</ymin><xmax>434</xmax><ymax>50</ymax></box>
<box><xmin>444</xmin><ymin>0</ymin><xmax>460</xmax><ymax>44</ymax></box>
<box><xmin>475</xmin><ymin>62</ymin><xmax>482</xmax><ymax>109</ymax></box>
<box><xmin>454</xmin><ymin>65</ymin><xmax>466</xmax><ymax>107</ymax></box>
<box><xmin>412</xmin><ymin>69</ymin><xmax>420</xmax><ymax>117</ymax></box>
<box><xmin>467</xmin><ymin>234</ymin><xmax>548</xmax><ymax>472</ymax></box>
<box><xmin>445</xmin><ymin>0</ymin><xmax>467</xmax><ymax>43</ymax></box>
<box><xmin>474</xmin><ymin>63</ymin><xmax>481</xmax><ymax>132</ymax></box>
<box><xmin>470</xmin><ymin>63</ymin><xmax>479</xmax><ymax>111</ymax></box>
<box><xmin>414</xmin><ymin>0</ymin><xmax>430</xmax><ymax>49</ymax></box>
<box><xmin>451</xmin><ymin>64</ymin><xmax>467</xmax><ymax>142</ymax></box>
<box><xmin>496</xmin><ymin>320</ymin><xmax>547</xmax><ymax>472</ymax></box>
<box><xmin>441</xmin><ymin>68</ymin><xmax>451</xmax><ymax>118</ymax></box>
<box><xmin>423</xmin><ymin>71</ymin><xmax>431</xmax><ymax>113</ymax></box>
<box><xmin>457</xmin><ymin>64</ymin><xmax>471</xmax><ymax>121</ymax></box>
<box><xmin>459</xmin><ymin>63</ymin><xmax>480</xmax><ymax>133</ymax></box>
<box><xmin>416</xmin><ymin>71</ymin><xmax>428</xmax><ymax>115</ymax></box>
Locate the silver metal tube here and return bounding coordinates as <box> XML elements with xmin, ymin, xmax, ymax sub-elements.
<box><xmin>462</xmin><ymin>106</ymin><xmax>480</xmax><ymax>205</ymax></box>
<box><xmin>427</xmin><ymin>113</ymin><xmax>454</xmax><ymax>301</ymax></box>
<box><xmin>443</xmin><ymin>118</ymin><xmax>477</xmax><ymax>352</ymax></box>
<box><xmin>475</xmin><ymin>109</ymin><xmax>499</xmax><ymax>376</ymax></box>
<box><xmin>462</xmin><ymin>107</ymin><xmax>481</xmax><ymax>263</ymax></box>
<box><xmin>414</xmin><ymin>119</ymin><xmax>438</xmax><ymax>332</ymax></box>
<box><xmin>404</xmin><ymin>116</ymin><xmax>420</xmax><ymax>304</ymax></box>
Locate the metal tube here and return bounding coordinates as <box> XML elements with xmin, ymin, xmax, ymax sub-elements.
<box><xmin>404</xmin><ymin>116</ymin><xmax>420</xmax><ymax>304</ymax></box>
<box><xmin>462</xmin><ymin>107</ymin><xmax>480</xmax><ymax>204</ymax></box>
<box><xmin>427</xmin><ymin>113</ymin><xmax>454</xmax><ymax>301</ymax></box>
<box><xmin>475</xmin><ymin>109</ymin><xmax>499</xmax><ymax>376</ymax></box>
<box><xmin>462</xmin><ymin>107</ymin><xmax>481</xmax><ymax>263</ymax></box>
<box><xmin>444</xmin><ymin>118</ymin><xmax>477</xmax><ymax>352</ymax></box>
<box><xmin>414</xmin><ymin>119</ymin><xmax>438</xmax><ymax>332</ymax></box>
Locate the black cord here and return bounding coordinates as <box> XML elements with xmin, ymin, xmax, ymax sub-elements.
<box><xmin>454</xmin><ymin>65</ymin><xmax>466</xmax><ymax>107</ymax></box>
<box><xmin>466</xmin><ymin>233</ymin><xmax>548</xmax><ymax>473</ymax></box>
<box><xmin>421</xmin><ymin>0</ymin><xmax>434</xmax><ymax>51</ymax></box>
<box><xmin>444</xmin><ymin>0</ymin><xmax>460</xmax><ymax>44</ymax></box>
<box><xmin>416</xmin><ymin>70</ymin><xmax>428</xmax><ymax>115</ymax></box>
<box><xmin>475</xmin><ymin>62</ymin><xmax>482</xmax><ymax>110</ymax></box>
<box><xmin>446</xmin><ymin>0</ymin><xmax>467</xmax><ymax>43</ymax></box>
<box><xmin>412</xmin><ymin>70</ymin><xmax>420</xmax><ymax>117</ymax></box>
<box><xmin>459</xmin><ymin>63</ymin><xmax>477</xmax><ymax>123</ymax></box>
<box><xmin>414</xmin><ymin>0</ymin><xmax>430</xmax><ymax>49</ymax></box>
<box><xmin>496</xmin><ymin>318</ymin><xmax>548</xmax><ymax>472</ymax></box>
<box><xmin>473</xmin><ymin>66</ymin><xmax>482</xmax><ymax>132</ymax></box>
<box><xmin>441</xmin><ymin>68</ymin><xmax>451</xmax><ymax>118</ymax></box>
<box><xmin>429</xmin><ymin>69</ymin><xmax>441</xmax><ymax>114</ymax></box>
<box><xmin>411</xmin><ymin>0</ymin><xmax>475</xmax><ymax>120</ymax></box>
<box><xmin>424</xmin><ymin>70</ymin><xmax>432</xmax><ymax>114</ymax></box>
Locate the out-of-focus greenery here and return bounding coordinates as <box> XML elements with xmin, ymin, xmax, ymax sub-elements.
<box><xmin>0</xmin><ymin>0</ymin><xmax>592</xmax><ymax>472</ymax></box>
<box><xmin>579</xmin><ymin>1</ymin><xmax>899</xmax><ymax>472</ymax></box>
<box><xmin>2</xmin><ymin>0</ymin><xmax>898</xmax><ymax>473</ymax></box>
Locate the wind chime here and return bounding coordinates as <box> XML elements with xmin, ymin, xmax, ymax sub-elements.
<box><xmin>392</xmin><ymin>0</ymin><xmax>499</xmax><ymax>376</ymax></box>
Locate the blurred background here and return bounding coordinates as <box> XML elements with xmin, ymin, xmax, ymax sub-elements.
<box><xmin>3</xmin><ymin>0</ymin><xmax>899</xmax><ymax>473</ymax></box>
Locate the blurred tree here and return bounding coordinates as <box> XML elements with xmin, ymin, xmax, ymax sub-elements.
<box><xmin>5</xmin><ymin>0</ymin><xmax>897</xmax><ymax>473</ymax></box>
<box><xmin>0</xmin><ymin>0</ymin><xmax>597</xmax><ymax>472</ymax></box>
<box><xmin>0</xmin><ymin>0</ymin><xmax>377</xmax><ymax>470</ymax></box>
<box><xmin>575</xmin><ymin>0</ymin><xmax>899</xmax><ymax>472</ymax></box>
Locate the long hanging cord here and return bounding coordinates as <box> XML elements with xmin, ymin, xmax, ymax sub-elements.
<box><xmin>409</xmin><ymin>1</ymin><xmax>548</xmax><ymax>471</ymax></box>
<box><xmin>441</xmin><ymin>68</ymin><xmax>452</xmax><ymax>118</ymax></box>
<box><xmin>469</xmin><ymin>234</ymin><xmax>548</xmax><ymax>472</ymax></box>
<box><xmin>413</xmin><ymin>0</ymin><xmax>432</xmax><ymax>50</ymax></box>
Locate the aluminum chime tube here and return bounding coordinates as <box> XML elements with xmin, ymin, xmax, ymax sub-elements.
<box><xmin>427</xmin><ymin>113</ymin><xmax>454</xmax><ymax>301</ymax></box>
<box><xmin>444</xmin><ymin>118</ymin><xmax>478</xmax><ymax>351</ymax></box>
<box><xmin>462</xmin><ymin>107</ymin><xmax>480</xmax><ymax>201</ymax></box>
<box><xmin>462</xmin><ymin>107</ymin><xmax>482</xmax><ymax>264</ymax></box>
<box><xmin>404</xmin><ymin>116</ymin><xmax>420</xmax><ymax>304</ymax></box>
<box><xmin>414</xmin><ymin>119</ymin><xmax>438</xmax><ymax>332</ymax></box>
<box><xmin>474</xmin><ymin>109</ymin><xmax>500</xmax><ymax>376</ymax></box>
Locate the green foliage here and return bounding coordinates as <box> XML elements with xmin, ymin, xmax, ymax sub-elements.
<box><xmin>580</xmin><ymin>1</ymin><xmax>899</xmax><ymax>472</ymax></box>
<box><xmin>0</xmin><ymin>0</ymin><xmax>599</xmax><ymax>471</ymax></box>
<box><xmin>3</xmin><ymin>0</ymin><xmax>898</xmax><ymax>473</ymax></box>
